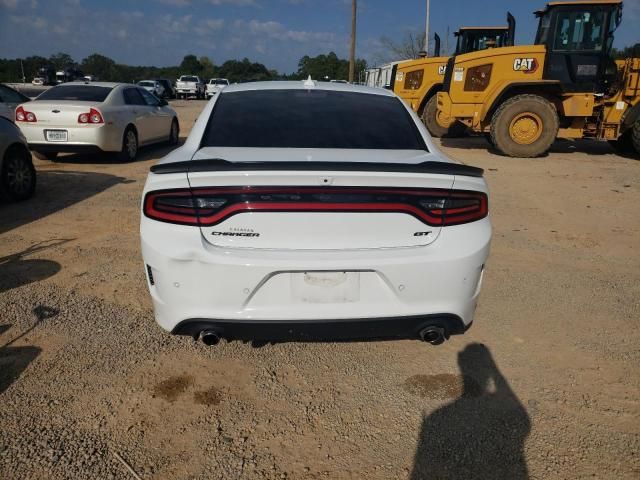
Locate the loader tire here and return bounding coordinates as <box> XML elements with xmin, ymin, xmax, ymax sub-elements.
<box><xmin>422</xmin><ymin>95</ymin><xmax>466</xmax><ymax>138</ymax></box>
<box><xmin>490</xmin><ymin>94</ymin><xmax>558</xmax><ymax>158</ymax></box>
<box><xmin>608</xmin><ymin>130</ymin><xmax>635</xmax><ymax>155</ymax></box>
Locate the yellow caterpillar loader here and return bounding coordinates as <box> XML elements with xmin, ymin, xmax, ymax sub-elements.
<box><xmin>437</xmin><ymin>0</ymin><xmax>640</xmax><ymax>157</ymax></box>
<box><xmin>392</xmin><ymin>13</ymin><xmax>516</xmax><ymax>137</ymax></box>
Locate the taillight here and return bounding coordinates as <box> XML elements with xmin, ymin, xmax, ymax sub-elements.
<box><xmin>16</xmin><ymin>106</ymin><xmax>37</xmax><ymax>122</ymax></box>
<box><xmin>144</xmin><ymin>187</ymin><xmax>487</xmax><ymax>227</ymax></box>
<box><xmin>78</xmin><ymin>108</ymin><xmax>104</xmax><ymax>124</ymax></box>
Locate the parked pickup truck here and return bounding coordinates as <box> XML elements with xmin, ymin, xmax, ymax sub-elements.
<box><xmin>206</xmin><ymin>78</ymin><xmax>230</xmax><ymax>99</ymax></box>
<box><xmin>175</xmin><ymin>75</ymin><xmax>205</xmax><ymax>99</ymax></box>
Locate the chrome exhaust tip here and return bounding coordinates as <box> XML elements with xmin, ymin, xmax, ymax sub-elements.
<box><xmin>199</xmin><ymin>330</ymin><xmax>221</xmax><ymax>346</ymax></box>
<box><xmin>419</xmin><ymin>326</ymin><xmax>446</xmax><ymax>345</ymax></box>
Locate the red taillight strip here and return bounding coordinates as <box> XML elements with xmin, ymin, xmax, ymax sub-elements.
<box><xmin>143</xmin><ymin>187</ymin><xmax>488</xmax><ymax>227</ymax></box>
<box><xmin>197</xmin><ymin>201</ymin><xmax>445</xmax><ymax>226</ymax></box>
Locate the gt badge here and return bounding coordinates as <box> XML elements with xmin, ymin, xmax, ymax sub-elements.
<box><xmin>513</xmin><ymin>58</ymin><xmax>538</xmax><ymax>74</ymax></box>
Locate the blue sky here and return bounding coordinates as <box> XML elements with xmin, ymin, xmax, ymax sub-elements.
<box><xmin>1</xmin><ymin>0</ymin><xmax>638</xmax><ymax>73</ymax></box>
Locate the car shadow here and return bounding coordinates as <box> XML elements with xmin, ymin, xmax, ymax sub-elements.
<box><xmin>409</xmin><ymin>343</ymin><xmax>531</xmax><ymax>480</ymax></box>
<box><xmin>439</xmin><ymin>135</ymin><xmax>636</xmax><ymax>159</ymax></box>
<box><xmin>0</xmin><ymin>170</ymin><xmax>128</xmax><ymax>234</ymax></box>
<box><xmin>0</xmin><ymin>306</ymin><xmax>58</xmax><ymax>395</ymax></box>
<box><xmin>49</xmin><ymin>138</ymin><xmax>186</xmax><ymax>165</ymax></box>
<box><xmin>0</xmin><ymin>239</ymin><xmax>71</xmax><ymax>293</ymax></box>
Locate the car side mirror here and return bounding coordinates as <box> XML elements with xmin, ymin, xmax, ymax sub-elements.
<box><xmin>158</xmin><ymin>98</ymin><xmax>168</xmax><ymax>106</ymax></box>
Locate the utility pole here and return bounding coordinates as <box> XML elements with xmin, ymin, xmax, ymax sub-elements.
<box><xmin>349</xmin><ymin>0</ymin><xmax>357</xmax><ymax>83</ymax></box>
<box><xmin>425</xmin><ymin>0</ymin><xmax>431</xmax><ymax>55</ymax></box>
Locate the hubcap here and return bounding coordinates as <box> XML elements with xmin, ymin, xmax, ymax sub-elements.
<box><xmin>6</xmin><ymin>156</ymin><xmax>32</xmax><ymax>195</ymax></box>
<box><xmin>509</xmin><ymin>112</ymin><xmax>543</xmax><ymax>145</ymax></box>
<box><xmin>126</xmin><ymin>131</ymin><xmax>137</xmax><ymax>158</ymax></box>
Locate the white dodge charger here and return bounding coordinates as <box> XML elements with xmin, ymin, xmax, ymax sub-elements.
<box><xmin>16</xmin><ymin>82</ymin><xmax>179</xmax><ymax>162</ymax></box>
<box><xmin>140</xmin><ymin>80</ymin><xmax>491</xmax><ymax>346</ymax></box>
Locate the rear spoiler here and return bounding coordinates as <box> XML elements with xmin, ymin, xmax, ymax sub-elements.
<box><xmin>150</xmin><ymin>159</ymin><xmax>484</xmax><ymax>178</ymax></box>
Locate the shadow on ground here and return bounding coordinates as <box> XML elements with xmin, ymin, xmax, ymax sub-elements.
<box><xmin>48</xmin><ymin>138</ymin><xmax>185</xmax><ymax>165</ymax></box>
<box><xmin>409</xmin><ymin>343</ymin><xmax>531</xmax><ymax>480</ymax></box>
<box><xmin>439</xmin><ymin>135</ymin><xmax>637</xmax><ymax>160</ymax></box>
<box><xmin>0</xmin><ymin>306</ymin><xmax>57</xmax><ymax>395</ymax></box>
<box><xmin>0</xmin><ymin>170</ymin><xmax>129</xmax><ymax>234</ymax></box>
<box><xmin>0</xmin><ymin>239</ymin><xmax>72</xmax><ymax>293</ymax></box>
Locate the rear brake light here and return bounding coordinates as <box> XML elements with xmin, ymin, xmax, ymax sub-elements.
<box><xmin>144</xmin><ymin>187</ymin><xmax>488</xmax><ymax>227</ymax></box>
<box><xmin>16</xmin><ymin>106</ymin><xmax>37</xmax><ymax>122</ymax></box>
<box><xmin>78</xmin><ymin>108</ymin><xmax>103</xmax><ymax>124</ymax></box>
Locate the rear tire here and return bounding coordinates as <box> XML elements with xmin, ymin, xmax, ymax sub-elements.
<box><xmin>168</xmin><ymin>119</ymin><xmax>180</xmax><ymax>145</ymax></box>
<box><xmin>422</xmin><ymin>95</ymin><xmax>466</xmax><ymax>138</ymax></box>
<box><xmin>1</xmin><ymin>146</ymin><xmax>36</xmax><ymax>201</ymax></box>
<box><xmin>33</xmin><ymin>151</ymin><xmax>58</xmax><ymax>161</ymax></box>
<box><xmin>608</xmin><ymin>130</ymin><xmax>635</xmax><ymax>155</ymax></box>
<box><xmin>115</xmin><ymin>127</ymin><xmax>138</xmax><ymax>162</ymax></box>
<box><xmin>490</xmin><ymin>94</ymin><xmax>558</xmax><ymax>158</ymax></box>
<box><xmin>632</xmin><ymin>119</ymin><xmax>640</xmax><ymax>157</ymax></box>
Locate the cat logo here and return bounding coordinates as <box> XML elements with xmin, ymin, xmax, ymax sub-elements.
<box><xmin>513</xmin><ymin>58</ymin><xmax>539</xmax><ymax>74</ymax></box>
<box><xmin>438</xmin><ymin>65</ymin><xmax>446</xmax><ymax>75</ymax></box>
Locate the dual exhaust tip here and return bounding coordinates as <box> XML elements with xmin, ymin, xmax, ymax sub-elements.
<box><xmin>198</xmin><ymin>325</ymin><xmax>448</xmax><ymax>346</ymax></box>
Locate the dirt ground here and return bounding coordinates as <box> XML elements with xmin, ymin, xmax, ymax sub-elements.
<box><xmin>1</xmin><ymin>100</ymin><xmax>639</xmax><ymax>480</ymax></box>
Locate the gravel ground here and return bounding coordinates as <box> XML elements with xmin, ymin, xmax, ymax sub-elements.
<box><xmin>1</xmin><ymin>100</ymin><xmax>639</xmax><ymax>479</ymax></box>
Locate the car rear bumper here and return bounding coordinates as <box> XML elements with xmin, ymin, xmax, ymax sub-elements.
<box><xmin>140</xmin><ymin>217</ymin><xmax>491</xmax><ymax>337</ymax></box>
<box><xmin>172</xmin><ymin>315</ymin><xmax>470</xmax><ymax>342</ymax></box>
<box><xmin>20</xmin><ymin>123</ymin><xmax>123</xmax><ymax>153</ymax></box>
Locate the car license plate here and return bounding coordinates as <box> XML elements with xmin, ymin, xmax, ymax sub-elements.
<box><xmin>45</xmin><ymin>130</ymin><xmax>68</xmax><ymax>142</ymax></box>
<box><xmin>291</xmin><ymin>272</ymin><xmax>360</xmax><ymax>303</ymax></box>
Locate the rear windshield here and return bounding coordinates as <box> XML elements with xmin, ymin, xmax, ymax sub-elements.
<box><xmin>210</xmin><ymin>79</ymin><xmax>228</xmax><ymax>85</ymax></box>
<box><xmin>38</xmin><ymin>85</ymin><xmax>113</xmax><ymax>102</ymax></box>
<box><xmin>180</xmin><ymin>76</ymin><xmax>199</xmax><ymax>82</ymax></box>
<box><xmin>138</xmin><ymin>81</ymin><xmax>154</xmax><ymax>87</ymax></box>
<box><xmin>201</xmin><ymin>89</ymin><xmax>427</xmax><ymax>150</ymax></box>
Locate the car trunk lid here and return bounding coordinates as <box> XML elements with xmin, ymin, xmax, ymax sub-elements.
<box><xmin>174</xmin><ymin>148</ymin><xmax>480</xmax><ymax>251</ymax></box>
<box><xmin>23</xmin><ymin>101</ymin><xmax>101</xmax><ymax>126</ymax></box>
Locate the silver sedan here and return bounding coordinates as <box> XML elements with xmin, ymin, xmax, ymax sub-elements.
<box><xmin>16</xmin><ymin>82</ymin><xmax>179</xmax><ymax>162</ymax></box>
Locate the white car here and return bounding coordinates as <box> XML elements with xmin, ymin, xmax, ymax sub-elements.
<box><xmin>0</xmin><ymin>116</ymin><xmax>35</xmax><ymax>201</ymax></box>
<box><xmin>32</xmin><ymin>77</ymin><xmax>45</xmax><ymax>86</ymax></box>
<box><xmin>206</xmin><ymin>78</ymin><xmax>229</xmax><ymax>99</ymax></box>
<box><xmin>140</xmin><ymin>81</ymin><xmax>491</xmax><ymax>346</ymax></box>
<box><xmin>15</xmin><ymin>82</ymin><xmax>179</xmax><ymax>162</ymax></box>
<box><xmin>175</xmin><ymin>75</ymin><xmax>205</xmax><ymax>100</ymax></box>
<box><xmin>137</xmin><ymin>80</ymin><xmax>165</xmax><ymax>98</ymax></box>
<box><xmin>0</xmin><ymin>84</ymin><xmax>31</xmax><ymax>122</ymax></box>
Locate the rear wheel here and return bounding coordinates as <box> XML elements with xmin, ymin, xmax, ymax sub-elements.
<box><xmin>1</xmin><ymin>146</ymin><xmax>36</xmax><ymax>201</ymax></box>
<box><xmin>33</xmin><ymin>151</ymin><xmax>58</xmax><ymax>161</ymax></box>
<box><xmin>422</xmin><ymin>95</ymin><xmax>466</xmax><ymax>138</ymax></box>
<box><xmin>490</xmin><ymin>94</ymin><xmax>558</xmax><ymax>158</ymax></box>
<box><xmin>115</xmin><ymin>127</ymin><xmax>138</xmax><ymax>162</ymax></box>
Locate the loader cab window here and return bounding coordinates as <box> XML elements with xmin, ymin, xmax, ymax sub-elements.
<box><xmin>536</xmin><ymin>5</ymin><xmax>620</xmax><ymax>55</ymax></box>
<box><xmin>553</xmin><ymin>10</ymin><xmax>606</xmax><ymax>52</ymax></box>
<box><xmin>455</xmin><ymin>30</ymin><xmax>508</xmax><ymax>56</ymax></box>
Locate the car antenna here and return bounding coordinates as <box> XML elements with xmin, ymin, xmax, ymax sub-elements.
<box><xmin>303</xmin><ymin>75</ymin><xmax>316</xmax><ymax>88</ymax></box>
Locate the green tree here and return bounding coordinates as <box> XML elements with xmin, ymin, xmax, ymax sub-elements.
<box><xmin>180</xmin><ymin>54</ymin><xmax>203</xmax><ymax>74</ymax></box>
<box><xmin>80</xmin><ymin>54</ymin><xmax>117</xmax><ymax>81</ymax></box>
<box><xmin>296</xmin><ymin>52</ymin><xmax>366</xmax><ymax>81</ymax></box>
<box><xmin>49</xmin><ymin>52</ymin><xmax>75</xmax><ymax>70</ymax></box>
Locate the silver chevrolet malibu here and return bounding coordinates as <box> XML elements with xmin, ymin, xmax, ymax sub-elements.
<box><xmin>15</xmin><ymin>82</ymin><xmax>179</xmax><ymax>162</ymax></box>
